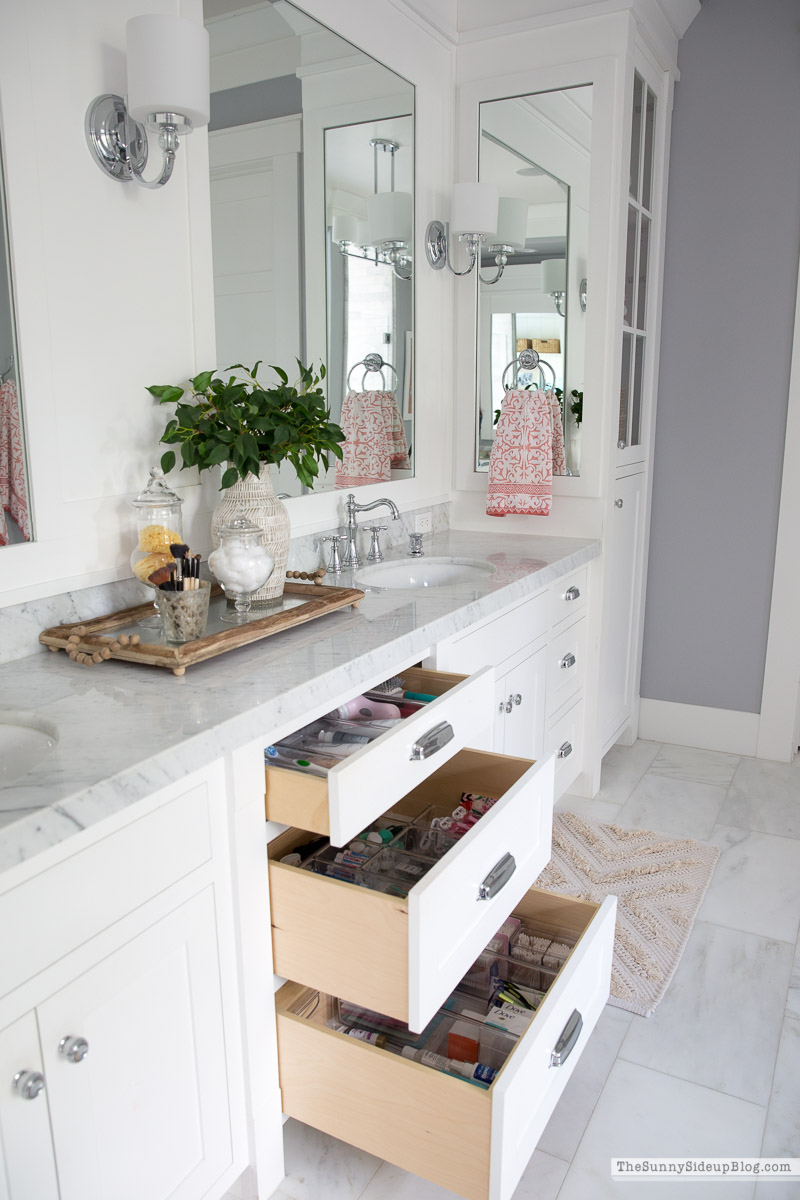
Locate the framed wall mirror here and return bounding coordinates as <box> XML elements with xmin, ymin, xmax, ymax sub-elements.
<box><xmin>204</xmin><ymin>0</ymin><xmax>414</xmax><ymax>498</ymax></box>
<box><xmin>475</xmin><ymin>85</ymin><xmax>592</xmax><ymax>478</ymax></box>
<box><xmin>0</xmin><ymin>128</ymin><xmax>31</xmax><ymax>548</ymax></box>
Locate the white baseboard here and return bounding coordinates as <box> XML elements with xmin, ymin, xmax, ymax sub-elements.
<box><xmin>638</xmin><ymin>698</ymin><xmax>760</xmax><ymax>757</ymax></box>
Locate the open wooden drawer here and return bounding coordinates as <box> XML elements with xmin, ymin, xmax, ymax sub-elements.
<box><xmin>264</xmin><ymin>666</ymin><xmax>495</xmax><ymax>846</ymax></box>
<box><xmin>269</xmin><ymin>748</ymin><xmax>554</xmax><ymax>1031</ymax></box>
<box><xmin>276</xmin><ymin>887</ymin><xmax>616</xmax><ymax>1200</ymax></box>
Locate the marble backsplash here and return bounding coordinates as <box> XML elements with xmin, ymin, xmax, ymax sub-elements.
<box><xmin>0</xmin><ymin>502</ymin><xmax>450</xmax><ymax>665</ymax></box>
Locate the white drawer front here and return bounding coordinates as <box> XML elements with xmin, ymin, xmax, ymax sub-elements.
<box><xmin>327</xmin><ymin>666</ymin><xmax>495</xmax><ymax>845</ymax></box>
<box><xmin>408</xmin><ymin>752</ymin><xmax>554</xmax><ymax>1030</ymax></box>
<box><xmin>550</xmin><ymin>567</ymin><xmax>587</xmax><ymax>630</ymax></box>
<box><xmin>490</xmin><ymin>893</ymin><xmax>616</xmax><ymax>1200</ymax></box>
<box><xmin>548</xmin><ymin>698</ymin><xmax>584</xmax><ymax>800</ymax></box>
<box><xmin>437</xmin><ymin>592</ymin><xmax>549</xmax><ymax>674</ymax></box>
<box><xmin>547</xmin><ymin>618</ymin><xmax>586</xmax><ymax>717</ymax></box>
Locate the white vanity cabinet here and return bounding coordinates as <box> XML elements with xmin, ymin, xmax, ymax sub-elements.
<box><xmin>0</xmin><ymin>767</ymin><xmax>246</xmax><ymax>1200</ymax></box>
<box><xmin>434</xmin><ymin>571</ymin><xmax>588</xmax><ymax>799</ymax></box>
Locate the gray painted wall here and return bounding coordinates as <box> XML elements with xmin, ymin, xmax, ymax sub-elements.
<box><xmin>640</xmin><ymin>0</ymin><xmax>800</xmax><ymax>714</ymax></box>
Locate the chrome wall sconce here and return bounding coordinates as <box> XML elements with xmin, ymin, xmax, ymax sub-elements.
<box><xmin>580</xmin><ymin>277</ymin><xmax>588</xmax><ymax>311</ymax></box>
<box><xmin>331</xmin><ymin>139</ymin><xmax>412</xmax><ymax>280</ymax></box>
<box><xmin>85</xmin><ymin>14</ymin><xmax>209</xmax><ymax>189</ymax></box>
<box><xmin>425</xmin><ymin>185</ymin><xmax>528</xmax><ymax>285</ymax></box>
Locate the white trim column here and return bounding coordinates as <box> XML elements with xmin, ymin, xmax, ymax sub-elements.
<box><xmin>757</xmin><ymin>251</ymin><xmax>800</xmax><ymax>763</ymax></box>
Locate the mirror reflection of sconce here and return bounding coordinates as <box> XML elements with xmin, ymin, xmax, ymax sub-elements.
<box><xmin>85</xmin><ymin>14</ymin><xmax>209</xmax><ymax>189</ymax></box>
<box><xmin>580</xmin><ymin>277</ymin><xmax>588</xmax><ymax>311</ymax></box>
<box><xmin>331</xmin><ymin>139</ymin><xmax>412</xmax><ymax>280</ymax></box>
<box><xmin>542</xmin><ymin>258</ymin><xmax>567</xmax><ymax>317</ymax></box>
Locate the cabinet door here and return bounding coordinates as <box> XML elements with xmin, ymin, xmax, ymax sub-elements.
<box><xmin>37</xmin><ymin>887</ymin><xmax>232</xmax><ymax>1200</ymax></box>
<box><xmin>499</xmin><ymin>646</ymin><xmax>547</xmax><ymax>760</ymax></box>
<box><xmin>598</xmin><ymin>473</ymin><xmax>645</xmax><ymax>751</ymax></box>
<box><xmin>0</xmin><ymin>1013</ymin><xmax>59</xmax><ymax>1200</ymax></box>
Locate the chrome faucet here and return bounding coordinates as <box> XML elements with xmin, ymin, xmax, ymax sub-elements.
<box><xmin>342</xmin><ymin>493</ymin><xmax>400</xmax><ymax>569</ymax></box>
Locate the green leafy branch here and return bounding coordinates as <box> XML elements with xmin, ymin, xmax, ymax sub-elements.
<box><xmin>146</xmin><ymin>360</ymin><xmax>344</xmax><ymax>490</ymax></box>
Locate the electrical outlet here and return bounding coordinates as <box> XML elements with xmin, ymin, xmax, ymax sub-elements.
<box><xmin>414</xmin><ymin>511</ymin><xmax>433</xmax><ymax>534</ymax></box>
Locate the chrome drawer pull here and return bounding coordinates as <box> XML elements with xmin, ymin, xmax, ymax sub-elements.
<box><xmin>558</xmin><ymin>741</ymin><xmax>573</xmax><ymax>759</ymax></box>
<box><xmin>410</xmin><ymin>720</ymin><xmax>454</xmax><ymax>761</ymax></box>
<box><xmin>550</xmin><ymin>1009</ymin><xmax>583</xmax><ymax>1067</ymax></box>
<box><xmin>477</xmin><ymin>852</ymin><xmax>516</xmax><ymax>901</ymax></box>
<box><xmin>560</xmin><ymin>652</ymin><xmax>576</xmax><ymax>670</ymax></box>
<box><xmin>564</xmin><ymin>585</ymin><xmax>581</xmax><ymax>601</ymax></box>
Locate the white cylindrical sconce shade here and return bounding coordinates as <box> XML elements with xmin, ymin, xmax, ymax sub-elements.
<box><xmin>450</xmin><ymin>182</ymin><xmax>498</xmax><ymax>236</ymax></box>
<box><xmin>541</xmin><ymin>258</ymin><xmax>567</xmax><ymax>293</ymax></box>
<box><xmin>332</xmin><ymin>214</ymin><xmax>359</xmax><ymax>245</ymax></box>
<box><xmin>355</xmin><ymin>220</ymin><xmax>370</xmax><ymax>247</ymax></box>
<box><xmin>366</xmin><ymin>191</ymin><xmax>412</xmax><ymax>245</ymax></box>
<box><xmin>126</xmin><ymin>14</ymin><xmax>210</xmax><ymax>128</ymax></box>
<box><xmin>494</xmin><ymin>197</ymin><xmax>529</xmax><ymax>249</ymax></box>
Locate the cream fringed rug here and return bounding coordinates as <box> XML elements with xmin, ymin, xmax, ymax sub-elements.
<box><xmin>535</xmin><ymin>813</ymin><xmax>720</xmax><ymax>1018</ymax></box>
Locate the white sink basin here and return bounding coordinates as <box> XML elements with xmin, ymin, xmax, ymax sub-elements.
<box><xmin>355</xmin><ymin>556</ymin><xmax>495</xmax><ymax>590</ymax></box>
<box><xmin>0</xmin><ymin>714</ymin><xmax>58</xmax><ymax>786</ymax></box>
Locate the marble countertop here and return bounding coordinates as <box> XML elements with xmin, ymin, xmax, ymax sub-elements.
<box><xmin>0</xmin><ymin>530</ymin><xmax>599</xmax><ymax>873</ymax></box>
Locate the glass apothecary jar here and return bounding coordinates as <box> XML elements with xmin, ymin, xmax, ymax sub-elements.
<box><xmin>130</xmin><ymin>467</ymin><xmax>184</xmax><ymax>625</ymax></box>
<box><xmin>208</xmin><ymin>515</ymin><xmax>274</xmax><ymax>624</ymax></box>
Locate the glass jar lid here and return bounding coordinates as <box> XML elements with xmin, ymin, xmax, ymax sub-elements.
<box><xmin>132</xmin><ymin>466</ymin><xmax>184</xmax><ymax>510</ymax></box>
<box><xmin>219</xmin><ymin>514</ymin><xmax>263</xmax><ymax>538</ymax></box>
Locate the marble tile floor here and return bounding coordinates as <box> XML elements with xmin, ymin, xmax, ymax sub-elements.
<box><xmin>261</xmin><ymin>741</ymin><xmax>800</xmax><ymax>1200</ymax></box>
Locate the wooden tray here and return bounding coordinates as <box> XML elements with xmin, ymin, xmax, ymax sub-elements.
<box><xmin>40</xmin><ymin>582</ymin><xmax>364</xmax><ymax>676</ymax></box>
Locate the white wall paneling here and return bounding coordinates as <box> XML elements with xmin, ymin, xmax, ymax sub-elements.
<box><xmin>0</xmin><ymin>0</ymin><xmax>455</xmax><ymax>604</ymax></box>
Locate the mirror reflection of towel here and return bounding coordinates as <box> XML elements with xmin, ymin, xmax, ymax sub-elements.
<box><xmin>486</xmin><ymin>387</ymin><xmax>553</xmax><ymax>517</ymax></box>
<box><xmin>551</xmin><ymin>392</ymin><xmax>566</xmax><ymax>476</ymax></box>
<box><xmin>0</xmin><ymin>379</ymin><xmax>30</xmax><ymax>544</ymax></box>
<box><xmin>334</xmin><ymin>389</ymin><xmax>410</xmax><ymax>489</ymax></box>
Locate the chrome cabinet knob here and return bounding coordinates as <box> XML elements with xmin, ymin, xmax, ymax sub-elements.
<box><xmin>512</xmin><ymin>693</ymin><xmax>522</xmax><ymax>706</ymax></box>
<box><xmin>614</xmin><ymin>498</ymin><xmax>624</xmax><ymax>508</ymax></box>
<box><xmin>499</xmin><ymin>696</ymin><xmax>513</xmax><ymax>714</ymax></box>
<box><xmin>13</xmin><ymin>1070</ymin><xmax>45</xmax><ymax>1100</ymax></box>
<box><xmin>558</xmin><ymin>741</ymin><xmax>573</xmax><ymax>759</ymax></box>
<box><xmin>59</xmin><ymin>1035</ymin><xmax>89</xmax><ymax>1063</ymax></box>
<box><xmin>560</xmin><ymin>652</ymin><xmax>576</xmax><ymax>670</ymax></box>
<box><xmin>618</xmin><ymin>439</ymin><xmax>627</xmax><ymax>450</ymax></box>
<box><xmin>564</xmin><ymin>585</ymin><xmax>581</xmax><ymax>601</ymax></box>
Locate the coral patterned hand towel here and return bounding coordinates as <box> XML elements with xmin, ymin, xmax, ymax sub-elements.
<box><xmin>487</xmin><ymin>387</ymin><xmax>553</xmax><ymax>517</ymax></box>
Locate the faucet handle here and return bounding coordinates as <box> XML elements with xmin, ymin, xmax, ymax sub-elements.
<box><xmin>321</xmin><ymin>534</ymin><xmax>346</xmax><ymax>573</ymax></box>
<box><xmin>408</xmin><ymin>532</ymin><xmax>424</xmax><ymax>558</ymax></box>
<box><xmin>366</xmin><ymin>525</ymin><xmax>388</xmax><ymax>563</ymax></box>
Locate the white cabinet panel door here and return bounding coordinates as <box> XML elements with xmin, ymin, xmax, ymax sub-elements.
<box><xmin>0</xmin><ymin>1013</ymin><xmax>59</xmax><ymax>1200</ymax></box>
<box><xmin>598</xmin><ymin>472</ymin><xmax>645</xmax><ymax>751</ymax></box>
<box><xmin>500</xmin><ymin>645</ymin><xmax>547</xmax><ymax>761</ymax></box>
<box><xmin>38</xmin><ymin>888</ymin><xmax>232</xmax><ymax>1200</ymax></box>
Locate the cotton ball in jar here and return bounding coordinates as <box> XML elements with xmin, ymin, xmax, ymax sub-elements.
<box><xmin>209</xmin><ymin>533</ymin><xmax>274</xmax><ymax>596</ymax></box>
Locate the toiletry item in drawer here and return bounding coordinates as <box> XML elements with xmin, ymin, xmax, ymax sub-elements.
<box><xmin>275</xmin><ymin>886</ymin><xmax>616</xmax><ymax>1200</ymax></box>
<box><xmin>326</xmin><ymin>694</ymin><xmax>402</xmax><ymax>721</ymax></box>
<box><xmin>264</xmin><ymin>666</ymin><xmax>496</xmax><ymax>846</ymax></box>
<box><xmin>268</xmin><ymin>749</ymin><xmax>554</xmax><ymax>1029</ymax></box>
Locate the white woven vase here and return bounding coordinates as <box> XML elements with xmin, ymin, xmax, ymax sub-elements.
<box><xmin>211</xmin><ymin>464</ymin><xmax>289</xmax><ymax>605</ymax></box>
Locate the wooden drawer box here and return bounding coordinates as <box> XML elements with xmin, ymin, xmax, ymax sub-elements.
<box><xmin>268</xmin><ymin>749</ymin><xmax>554</xmax><ymax>1031</ymax></box>
<box><xmin>276</xmin><ymin>887</ymin><xmax>616</xmax><ymax>1200</ymax></box>
<box><xmin>265</xmin><ymin>666</ymin><xmax>495</xmax><ymax>846</ymax></box>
